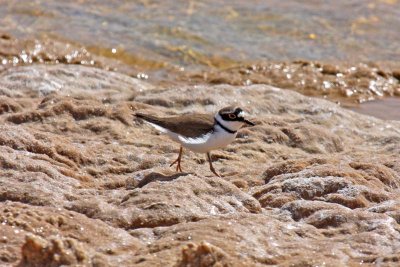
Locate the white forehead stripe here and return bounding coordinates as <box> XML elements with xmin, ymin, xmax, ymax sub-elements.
<box><xmin>238</xmin><ymin>111</ymin><xmax>245</xmax><ymax>118</ymax></box>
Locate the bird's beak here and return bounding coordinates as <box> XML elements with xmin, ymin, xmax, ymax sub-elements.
<box><xmin>244</xmin><ymin>119</ymin><xmax>255</xmax><ymax>126</ymax></box>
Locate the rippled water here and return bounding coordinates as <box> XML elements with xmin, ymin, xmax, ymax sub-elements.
<box><xmin>1</xmin><ymin>0</ymin><xmax>399</xmax><ymax>119</ymax></box>
<box><xmin>1</xmin><ymin>0</ymin><xmax>400</xmax><ymax>66</ymax></box>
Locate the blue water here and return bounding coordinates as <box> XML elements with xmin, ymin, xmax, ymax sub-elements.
<box><xmin>1</xmin><ymin>0</ymin><xmax>400</xmax><ymax>66</ymax></box>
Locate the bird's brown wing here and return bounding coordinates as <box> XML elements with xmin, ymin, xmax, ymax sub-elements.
<box><xmin>135</xmin><ymin>113</ymin><xmax>214</xmax><ymax>138</ymax></box>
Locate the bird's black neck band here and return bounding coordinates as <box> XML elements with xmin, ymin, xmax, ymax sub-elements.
<box><xmin>214</xmin><ymin>118</ymin><xmax>237</xmax><ymax>134</ymax></box>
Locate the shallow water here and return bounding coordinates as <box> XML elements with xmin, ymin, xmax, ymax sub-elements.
<box><xmin>1</xmin><ymin>0</ymin><xmax>400</xmax><ymax>65</ymax></box>
<box><xmin>0</xmin><ymin>0</ymin><xmax>399</xmax><ymax>119</ymax></box>
<box><xmin>350</xmin><ymin>97</ymin><xmax>400</xmax><ymax>120</ymax></box>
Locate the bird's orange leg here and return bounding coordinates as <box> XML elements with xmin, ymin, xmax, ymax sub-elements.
<box><xmin>207</xmin><ymin>152</ymin><xmax>220</xmax><ymax>177</ymax></box>
<box><xmin>170</xmin><ymin>146</ymin><xmax>183</xmax><ymax>172</ymax></box>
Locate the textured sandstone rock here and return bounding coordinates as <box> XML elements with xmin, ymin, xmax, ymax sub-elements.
<box><xmin>178</xmin><ymin>241</ymin><xmax>232</xmax><ymax>267</ymax></box>
<box><xmin>21</xmin><ymin>234</ymin><xmax>90</xmax><ymax>267</ymax></box>
<box><xmin>0</xmin><ymin>202</ymin><xmax>143</xmax><ymax>266</ymax></box>
<box><xmin>0</xmin><ymin>64</ymin><xmax>399</xmax><ymax>266</ymax></box>
<box><xmin>120</xmin><ymin>175</ymin><xmax>261</xmax><ymax>228</ymax></box>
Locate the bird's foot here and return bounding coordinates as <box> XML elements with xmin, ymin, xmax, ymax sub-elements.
<box><xmin>169</xmin><ymin>158</ymin><xmax>178</xmax><ymax>167</ymax></box>
<box><xmin>170</xmin><ymin>158</ymin><xmax>183</xmax><ymax>172</ymax></box>
<box><xmin>176</xmin><ymin>162</ymin><xmax>183</xmax><ymax>172</ymax></box>
<box><xmin>210</xmin><ymin>166</ymin><xmax>221</xmax><ymax>177</ymax></box>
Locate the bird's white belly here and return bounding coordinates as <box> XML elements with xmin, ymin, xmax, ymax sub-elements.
<box><xmin>167</xmin><ymin>130</ymin><xmax>236</xmax><ymax>153</ymax></box>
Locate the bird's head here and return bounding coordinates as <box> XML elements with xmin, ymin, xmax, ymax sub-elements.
<box><xmin>215</xmin><ymin>106</ymin><xmax>255</xmax><ymax>131</ymax></box>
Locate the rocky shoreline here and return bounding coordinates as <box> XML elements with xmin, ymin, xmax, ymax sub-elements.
<box><xmin>0</xmin><ymin>64</ymin><xmax>399</xmax><ymax>266</ymax></box>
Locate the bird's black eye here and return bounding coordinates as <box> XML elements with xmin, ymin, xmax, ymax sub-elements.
<box><xmin>228</xmin><ymin>113</ymin><xmax>236</xmax><ymax>119</ymax></box>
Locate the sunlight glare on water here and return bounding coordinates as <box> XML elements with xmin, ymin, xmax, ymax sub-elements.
<box><xmin>1</xmin><ymin>0</ymin><xmax>399</xmax><ymax>66</ymax></box>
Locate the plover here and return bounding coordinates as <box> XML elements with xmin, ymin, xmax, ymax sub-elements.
<box><xmin>135</xmin><ymin>106</ymin><xmax>255</xmax><ymax>176</ymax></box>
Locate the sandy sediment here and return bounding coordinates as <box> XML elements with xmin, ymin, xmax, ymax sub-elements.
<box><xmin>0</xmin><ymin>64</ymin><xmax>399</xmax><ymax>266</ymax></box>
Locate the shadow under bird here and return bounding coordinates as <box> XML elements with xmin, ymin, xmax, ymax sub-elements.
<box><xmin>135</xmin><ymin>106</ymin><xmax>255</xmax><ymax>176</ymax></box>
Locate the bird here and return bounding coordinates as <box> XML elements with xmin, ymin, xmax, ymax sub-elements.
<box><xmin>135</xmin><ymin>106</ymin><xmax>255</xmax><ymax>177</ymax></box>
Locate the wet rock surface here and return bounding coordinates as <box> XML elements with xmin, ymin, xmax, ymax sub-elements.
<box><xmin>3</xmin><ymin>32</ymin><xmax>400</xmax><ymax>111</ymax></box>
<box><xmin>0</xmin><ymin>64</ymin><xmax>400</xmax><ymax>266</ymax></box>
<box><xmin>0</xmin><ymin>33</ymin><xmax>100</xmax><ymax>74</ymax></box>
<box><xmin>185</xmin><ymin>61</ymin><xmax>400</xmax><ymax>105</ymax></box>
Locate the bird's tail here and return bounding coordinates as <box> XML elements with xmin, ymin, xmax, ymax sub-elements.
<box><xmin>134</xmin><ymin>112</ymin><xmax>168</xmax><ymax>133</ymax></box>
<box><xmin>135</xmin><ymin>113</ymin><xmax>159</xmax><ymax>123</ymax></box>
